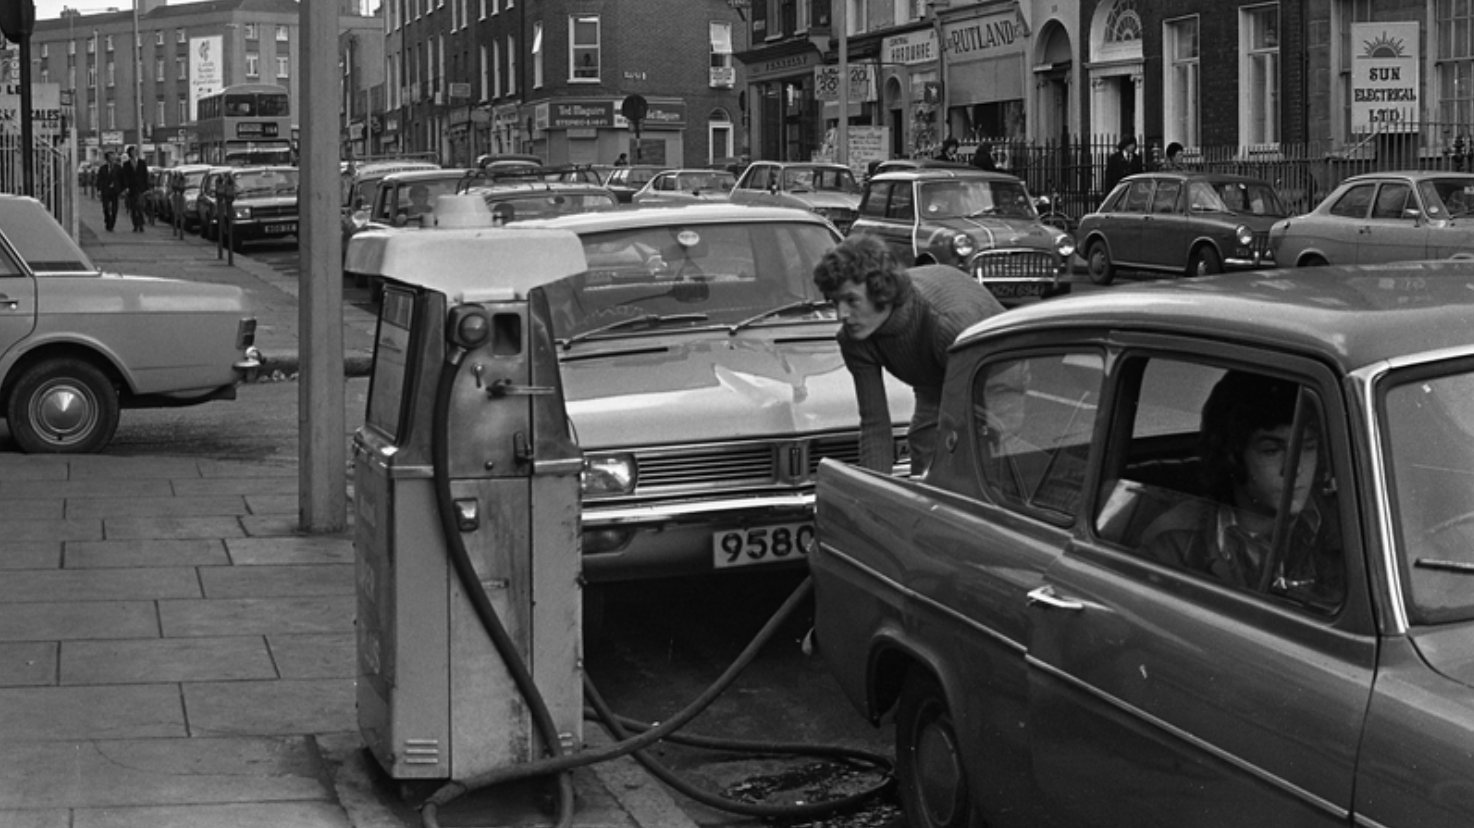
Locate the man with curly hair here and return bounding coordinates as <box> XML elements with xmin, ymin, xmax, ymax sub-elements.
<box><xmin>813</xmin><ymin>234</ymin><xmax>1004</xmax><ymax>476</ymax></box>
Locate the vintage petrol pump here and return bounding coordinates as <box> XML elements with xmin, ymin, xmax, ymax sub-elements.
<box><xmin>352</xmin><ymin>225</ymin><xmax>587</xmax><ymax>782</ymax></box>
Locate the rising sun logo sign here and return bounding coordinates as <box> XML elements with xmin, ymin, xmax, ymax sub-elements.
<box><xmin>1351</xmin><ymin>22</ymin><xmax>1420</xmax><ymax>134</ymax></box>
<box><xmin>1361</xmin><ymin>32</ymin><xmax>1407</xmax><ymax>59</ymax></box>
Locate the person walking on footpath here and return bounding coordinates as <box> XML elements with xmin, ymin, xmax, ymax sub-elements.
<box><xmin>96</xmin><ymin>151</ymin><xmax>123</xmax><ymax>232</ymax></box>
<box><xmin>812</xmin><ymin>234</ymin><xmax>1006</xmax><ymax>477</ymax></box>
<box><xmin>1104</xmin><ymin>136</ymin><xmax>1144</xmax><ymax>193</ymax></box>
<box><xmin>122</xmin><ymin>145</ymin><xmax>150</xmax><ymax>232</ymax></box>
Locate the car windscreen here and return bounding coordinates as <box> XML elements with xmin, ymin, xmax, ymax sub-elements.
<box><xmin>783</xmin><ymin>167</ymin><xmax>860</xmax><ymax>194</ymax></box>
<box><xmin>919</xmin><ymin>179</ymin><xmax>1037</xmax><ymax>219</ymax></box>
<box><xmin>232</xmin><ymin>169</ymin><xmax>299</xmax><ymax>197</ymax></box>
<box><xmin>539</xmin><ymin>220</ymin><xmax>839</xmax><ymax>340</ymax></box>
<box><xmin>484</xmin><ymin>191</ymin><xmax>618</xmax><ymax>222</ymax></box>
<box><xmin>0</xmin><ymin>200</ymin><xmax>94</xmax><ymax>272</ymax></box>
<box><xmin>1382</xmin><ymin>359</ymin><xmax>1474</xmax><ymax>624</ymax></box>
<box><xmin>1419</xmin><ymin>178</ymin><xmax>1474</xmax><ymax>218</ymax></box>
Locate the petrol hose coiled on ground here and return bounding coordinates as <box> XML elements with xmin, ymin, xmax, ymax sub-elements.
<box><xmin>423</xmin><ymin>336</ymin><xmax>894</xmax><ymax>828</ymax></box>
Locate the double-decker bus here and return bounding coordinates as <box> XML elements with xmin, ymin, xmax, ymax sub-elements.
<box><xmin>195</xmin><ymin>83</ymin><xmax>295</xmax><ymax>166</ymax></box>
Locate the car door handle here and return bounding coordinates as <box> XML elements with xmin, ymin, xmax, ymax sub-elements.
<box><xmin>1027</xmin><ymin>585</ymin><xmax>1085</xmax><ymax>612</ymax></box>
<box><xmin>0</xmin><ymin>295</ymin><xmax>18</xmax><ymax>310</ymax></box>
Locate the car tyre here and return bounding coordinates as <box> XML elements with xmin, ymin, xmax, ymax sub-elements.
<box><xmin>897</xmin><ymin>670</ymin><xmax>978</xmax><ymax>828</ymax></box>
<box><xmin>1085</xmin><ymin>240</ymin><xmax>1115</xmax><ymax>286</ymax></box>
<box><xmin>1188</xmin><ymin>245</ymin><xmax>1222</xmax><ymax>277</ymax></box>
<box><xmin>7</xmin><ymin>358</ymin><xmax>120</xmax><ymax>454</ymax></box>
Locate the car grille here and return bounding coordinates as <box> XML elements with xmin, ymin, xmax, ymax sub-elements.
<box><xmin>970</xmin><ymin>249</ymin><xmax>1058</xmax><ymax>282</ymax></box>
<box><xmin>627</xmin><ymin>433</ymin><xmax>898</xmax><ymax>495</ymax></box>
<box><xmin>249</xmin><ymin>204</ymin><xmax>297</xmax><ymax>220</ymax></box>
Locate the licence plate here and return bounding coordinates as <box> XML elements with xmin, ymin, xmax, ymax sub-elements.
<box><xmin>712</xmin><ymin>523</ymin><xmax>814</xmax><ymax>569</ymax></box>
<box><xmin>987</xmin><ymin>282</ymin><xmax>1047</xmax><ymax>299</ymax></box>
<box><xmin>266</xmin><ymin>222</ymin><xmax>297</xmax><ymax>234</ymax></box>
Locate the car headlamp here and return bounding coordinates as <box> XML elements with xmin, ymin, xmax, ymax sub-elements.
<box><xmin>582</xmin><ymin>453</ymin><xmax>636</xmax><ymax>496</ymax></box>
<box><xmin>1055</xmin><ymin>231</ymin><xmax>1077</xmax><ymax>259</ymax></box>
<box><xmin>233</xmin><ymin>206</ymin><xmax>253</xmax><ymax>220</ymax></box>
<box><xmin>1236</xmin><ymin>224</ymin><xmax>1254</xmax><ymax>247</ymax></box>
<box><xmin>951</xmin><ymin>233</ymin><xmax>977</xmax><ymax>259</ymax></box>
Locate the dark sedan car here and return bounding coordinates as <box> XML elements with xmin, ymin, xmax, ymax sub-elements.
<box><xmin>812</xmin><ymin>261</ymin><xmax>1474</xmax><ymax>827</ymax></box>
<box><xmin>848</xmin><ymin>168</ymin><xmax>1075</xmax><ymax>303</ymax></box>
<box><xmin>1075</xmin><ymin>171</ymin><xmax>1287</xmax><ymax>284</ymax></box>
<box><xmin>1268</xmin><ymin>170</ymin><xmax>1474</xmax><ymax>267</ymax></box>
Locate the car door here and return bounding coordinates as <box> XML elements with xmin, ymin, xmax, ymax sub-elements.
<box><xmin>851</xmin><ymin>180</ymin><xmax>912</xmax><ymax>260</ymax></box>
<box><xmin>1107</xmin><ymin>178</ymin><xmax>1154</xmax><ymax>269</ymax></box>
<box><xmin>0</xmin><ymin>241</ymin><xmax>36</xmax><ymax>364</ymax></box>
<box><xmin>729</xmin><ymin>163</ymin><xmax>770</xmax><ymax>207</ymax></box>
<box><xmin>1356</xmin><ymin>181</ymin><xmax>1431</xmax><ymax>264</ymax></box>
<box><xmin>1025</xmin><ymin>344</ymin><xmax>1376</xmax><ymax>827</ymax></box>
<box><xmin>1138</xmin><ymin>178</ymin><xmax>1186</xmax><ymax>270</ymax></box>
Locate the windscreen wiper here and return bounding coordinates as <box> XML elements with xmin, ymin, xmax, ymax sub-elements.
<box><xmin>561</xmin><ymin>313</ymin><xmax>710</xmax><ymax>349</ymax></box>
<box><xmin>1414</xmin><ymin>558</ymin><xmax>1474</xmax><ymax>573</ymax></box>
<box><xmin>727</xmin><ymin>300</ymin><xmax>833</xmax><ymax>335</ymax></box>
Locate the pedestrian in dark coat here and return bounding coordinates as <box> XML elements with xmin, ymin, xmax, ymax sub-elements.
<box><xmin>1104</xmin><ymin>136</ymin><xmax>1144</xmax><ymax>194</ymax></box>
<box><xmin>96</xmin><ymin>152</ymin><xmax>123</xmax><ymax>232</ymax></box>
<box><xmin>121</xmin><ymin>145</ymin><xmax>150</xmax><ymax>232</ymax></box>
<box><xmin>971</xmin><ymin>143</ymin><xmax>998</xmax><ymax>172</ymax></box>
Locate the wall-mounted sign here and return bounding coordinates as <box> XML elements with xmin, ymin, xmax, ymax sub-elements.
<box><xmin>1350</xmin><ymin>22</ymin><xmax>1419</xmax><ymax>134</ymax></box>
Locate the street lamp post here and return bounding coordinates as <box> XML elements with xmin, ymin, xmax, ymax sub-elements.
<box><xmin>132</xmin><ymin>0</ymin><xmax>145</xmax><ymax>158</ymax></box>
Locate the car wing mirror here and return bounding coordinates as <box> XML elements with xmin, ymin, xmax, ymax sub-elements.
<box><xmin>1404</xmin><ymin>207</ymin><xmax>1423</xmax><ymax>223</ymax></box>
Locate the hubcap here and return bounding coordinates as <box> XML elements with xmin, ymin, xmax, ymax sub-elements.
<box><xmin>915</xmin><ymin>712</ymin><xmax>965</xmax><ymax>826</ymax></box>
<box><xmin>31</xmin><ymin>381</ymin><xmax>97</xmax><ymax>446</ymax></box>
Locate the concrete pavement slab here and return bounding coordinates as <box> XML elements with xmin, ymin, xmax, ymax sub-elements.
<box><xmin>0</xmin><ymin>568</ymin><xmax>202</xmax><ymax>603</ymax></box>
<box><xmin>61</xmin><ymin>636</ymin><xmax>277</xmax><ymax>685</ymax></box>
<box><xmin>73</xmin><ymin>802</ymin><xmax>353</xmax><ymax>828</ymax></box>
<box><xmin>65</xmin><ymin>495</ymin><xmax>248</xmax><ymax>519</ymax></box>
<box><xmin>65</xmin><ymin>538</ymin><xmax>231</xmax><ymax>569</ymax></box>
<box><xmin>0</xmin><ymin>478</ymin><xmax>175</xmax><ymax>498</ymax></box>
<box><xmin>0</xmin><ymin>542</ymin><xmax>61</xmax><ymax>569</ymax></box>
<box><xmin>65</xmin><ymin>456</ymin><xmax>209</xmax><ymax>479</ymax></box>
<box><xmin>226</xmin><ymin>535</ymin><xmax>353</xmax><ymax>565</ymax></box>
<box><xmin>159</xmin><ymin>595</ymin><xmax>355</xmax><ymax>637</ymax></box>
<box><xmin>5</xmin><ymin>518</ymin><xmax>102</xmax><ymax>543</ymax></box>
<box><xmin>101</xmin><ymin>515</ymin><xmax>248</xmax><ymax>540</ymax></box>
<box><xmin>198</xmin><ymin>563</ymin><xmax>355</xmax><ymax>598</ymax></box>
<box><xmin>0</xmin><ymin>737</ymin><xmax>331</xmax><ymax>810</ymax></box>
<box><xmin>245</xmin><ymin>492</ymin><xmax>306</xmax><ymax>513</ymax></box>
<box><xmin>0</xmin><ymin>810</ymin><xmax>66</xmax><ymax>828</ymax></box>
<box><xmin>183</xmin><ymin>678</ymin><xmax>356</xmax><ymax>737</ymax></box>
<box><xmin>0</xmin><ymin>642</ymin><xmax>57</xmax><ymax>687</ymax></box>
<box><xmin>0</xmin><ymin>498</ymin><xmax>63</xmax><ymax>519</ymax></box>
<box><xmin>174</xmin><ymin>476</ymin><xmax>298</xmax><ymax>496</ymax></box>
<box><xmin>267</xmin><ymin>632</ymin><xmax>356</xmax><ymax>679</ymax></box>
<box><xmin>0</xmin><ymin>601</ymin><xmax>159</xmax><ymax>641</ymax></box>
<box><xmin>0</xmin><ymin>684</ymin><xmax>186</xmax><ymax>740</ymax></box>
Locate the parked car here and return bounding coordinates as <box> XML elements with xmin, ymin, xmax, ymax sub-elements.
<box><xmin>848</xmin><ymin>167</ymin><xmax>1074</xmax><ymax>304</ymax></box>
<box><xmin>191</xmin><ymin>166</ymin><xmax>232</xmax><ymax>235</ymax></box>
<box><xmin>601</xmin><ymin>164</ymin><xmax>663</xmax><ymax>203</ymax></box>
<box><xmin>341</xmin><ymin>158</ymin><xmax>442</xmax><ymax>251</ymax></box>
<box><xmin>204</xmin><ymin>165</ymin><xmax>300</xmax><ymax>251</ymax></box>
<box><xmin>346</xmin><ymin>201</ymin><xmax>914</xmax><ymax>584</ymax></box>
<box><xmin>729</xmin><ymin>161</ymin><xmax>863</xmax><ymax>232</ymax></box>
<box><xmin>363</xmin><ymin>168</ymin><xmax>472</xmax><ymax>228</ymax></box>
<box><xmin>1075</xmin><ymin>171</ymin><xmax>1286</xmax><ymax>284</ymax></box>
<box><xmin>810</xmin><ymin>261</ymin><xmax>1474</xmax><ymax>828</ymax></box>
<box><xmin>1268</xmin><ymin>170</ymin><xmax>1474</xmax><ymax>267</ymax></box>
<box><xmin>630</xmin><ymin>168</ymin><xmax>736</xmax><ymax>205</ymax></box>
<box><xmin>0</xmin><ymin>195</ymin><xmax>259</xmax><ymax>453</ymax></box>
<box><xmin>466</xmin><ymin>180</ymin><xmax>619</xmax><ymax>225</ymax></box>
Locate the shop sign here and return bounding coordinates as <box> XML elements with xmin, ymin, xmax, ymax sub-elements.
<box><xmin>1350</xmin><ymin>22</ymin><xmax>1419</xmax><ymax>134</ymax></box>
<box><xmin>815</xmin><ymin>64</ymin><xmax>875</xmax><ymax>104</ymax></box>
<box><xmin>615</xmin><ymin>100</ymin><xmax>685</xmax><ymax>128</ymax></box>
<box><xmin>943</xmin><ymin>10</ymin><xmax>1026</xmax><ymax>65</ymax></box>
<box><xmin>0</xmin><ymin>82</ymin><xmax>61</xmax><ymax>137</ymax></box>
<box><xmin>750</xmin><ymin>50</ymin><xmax>819</xmax><ymax>81</ymax></box>
<box><xmin>549</xmin><ymin>100</ymin><xmax>614</xmax><ymax>128</ymax></box>
<box><xmin>884</xmin><ymin>30</ymin><xmax>939</xmax><ymax>66</ymax></box>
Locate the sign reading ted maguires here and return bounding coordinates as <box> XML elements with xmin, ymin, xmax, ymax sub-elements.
<box><xmin>1350</xmin><ymin>22</ymin><xmax>1419</xmax><ymax>134</ymax></box>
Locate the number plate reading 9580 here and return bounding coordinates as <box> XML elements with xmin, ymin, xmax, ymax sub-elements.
<box><xmin>712</xmin><ymin>523</ymin><xmax>815</xmax><ymax>569</ymax></box>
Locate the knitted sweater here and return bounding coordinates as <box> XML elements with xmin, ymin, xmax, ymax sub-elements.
<box><xmin>839</xmin><ymin>264</ymin><xmax>1005</xmax><ymax>472</ymax></box>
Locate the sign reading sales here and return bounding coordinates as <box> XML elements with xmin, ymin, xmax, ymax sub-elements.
<box><xmin>1350</xmin><ymin>22</ymin><xmax>1419</xmax><ymax>134</ymax></box>
<box><xmin>0</xmin><ymin>82</ymin><xmax>62</xmax><ymax>137</ymax></box>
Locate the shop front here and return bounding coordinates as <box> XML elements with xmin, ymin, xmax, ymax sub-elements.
<box><xmin>523</xmin><ymin>98</ymin><xmax>686</xmax><ymax>167</ymax></box>
<box><xmin>743</xmin><ymin>46</ymin><xmax>824</xmax><ymax>162</ymax></box>
<box><xmin>881</xmin><ymin>28</ymin><xmax>943</xmax><ymax>159</ymax></box>
<box><xmin>941</xmin><ymin>3</ymin><xmax>1030</xmax><ymax>147</ymax></box>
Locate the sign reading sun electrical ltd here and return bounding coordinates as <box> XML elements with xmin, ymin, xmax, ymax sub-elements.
<box><xmin>1350</xmin><ymin>22</ymin><xmax>1419</xmax><ymax>134</ymax></box>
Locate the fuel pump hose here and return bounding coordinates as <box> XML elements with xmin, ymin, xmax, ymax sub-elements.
<box><xmin>420</xmin><ymin>338</ymin><xmax>892</xmax><ymax>825</ymax></box>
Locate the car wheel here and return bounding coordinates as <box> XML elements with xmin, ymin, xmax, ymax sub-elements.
<box><xmin>1085</xmin><ymin>240</ymin><xmax>1115</xmax><ymax>286</ymax></box>
<box><xmin>897</xmin><ymin>670</ymin><xmax>977</xmax><ymax>828</ymax></box>
<box><xmin>1188</xmin><ymin>245</ymin><xmax>1222</xmax><ymax>277</ymax></box>
<box><xmin>6</xmin><ymin>358</ymin><xmax>120</xmax><ymax>454</ymax></box>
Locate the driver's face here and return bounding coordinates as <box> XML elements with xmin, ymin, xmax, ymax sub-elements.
<box><xmin>1242</xmin><ymin>424</ymin><xmax>1319</xmax><ymax>515</ymax></box>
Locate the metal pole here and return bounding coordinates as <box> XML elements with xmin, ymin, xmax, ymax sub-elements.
<box><xmin>133</xmin><ymin>0</ymin><xmax>144</xmax><ymax>154</ymax></box>
<box><xmin>299</xmin><ymin>0</ymin><xmax>346</xmax><ymax>532</ymax></box>
<box><xmin>837</xmin><ymin>0</ymin><xmax>847</xmax><ymax>168</ymax></box>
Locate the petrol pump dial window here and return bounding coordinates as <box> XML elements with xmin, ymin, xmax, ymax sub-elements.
<box><xmin>366</xmin><ymin>288</ymin><xmax>417</xmax><ymax>440</ymax></box>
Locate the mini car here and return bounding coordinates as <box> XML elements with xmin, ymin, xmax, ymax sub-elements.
<box><xmin>1268</xmin><ymin>170</ymin><xmax>1474</xmax><ymax>267</ymax></box>
<box><xmin>363</xmin><ymin>168</ymin><xmax>473</xmax><ymax>229</ymax></box>
<box><xmin>346</xmin><ymin>202</ymin><xmax>914</xmax><ymax>584</ymax></box>
<box><xmin>1075</xmin><ymin>171</ymin><xmax>1286</xmax><ymax>284</ymax></box>
<box><xmin>729</xmin><ymin>161</ymin><xmax>863</xmax><ymax>232</ymax></box>
<box><xmin>0</xmin><ymin>195</ymin><xmax>259</xmax><ymax>453</ymax></box>
<box><xmin>811</xmin><ymin>261</ymin><xmax>1474</xmax><ymax>827</ymax></box>
<box><xmin>848</xmin><ymin>167</ymin><xmax>1075</xmax><ymax>303</ymax></box>
<box><xmin>630</xmin><ymin>168</ymin><xmax>736</xmax><ymax>205</ymax></box>
<box><xmin>599</xmin><ymin>164</ymin><xmax>663</xmax><ymax>203</ymax></box>
<box><xmin>341</xmin><ymin>158</ymin><xmax>442</xmax><ymax>252</ymax></box>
